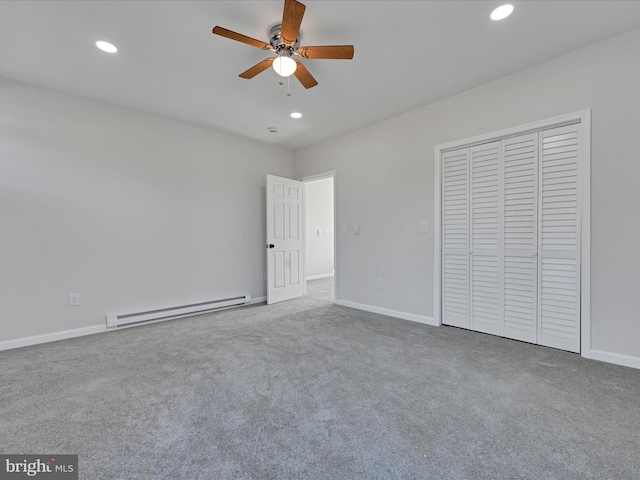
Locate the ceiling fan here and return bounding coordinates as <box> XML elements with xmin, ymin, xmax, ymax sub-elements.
<box><xmin>212</xmin><ymin>0</ymin><xmax>354</xmax><ymax>89</ymax></box>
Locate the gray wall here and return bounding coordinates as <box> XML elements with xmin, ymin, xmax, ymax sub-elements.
<box><xmin>0</xmin><ymin>77</ymin><xmax>295</xmax><ymax>343</ymax></box>
<box><xmin>295</xmin><ymin>28</ymin><xmax>640</xmax><ymax>361</ymax></box>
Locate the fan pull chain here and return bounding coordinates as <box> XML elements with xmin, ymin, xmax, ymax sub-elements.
<box><xmin>287</xmin><ymin>74</ymin><xmax>291</xmax><ymax>96</ymax></box>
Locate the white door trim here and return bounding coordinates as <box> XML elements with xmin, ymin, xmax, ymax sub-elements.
<box><xmin>434</xmin><ymin>109</ymin><xmax>591</xmax><ymax>357</ymax></box>
<box><xmin>301</xmin><ymin>171</ymin><xmax>336</xmax><ymax>303</ymax></box>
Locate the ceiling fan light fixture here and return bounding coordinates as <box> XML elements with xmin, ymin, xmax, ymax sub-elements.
<box><xmin>491</xmin><ymin>4</ymin><xmax>514</xmax><ymax>21</ymax></box>
<box><xmin>272</xmin><ymin>55</ymin><xmax>297</xmax><ymax>77</ymax></box>
<box><xmin>211</xmin><ymin>0</ymin><xmax>353</xmax><ymax>89</ymax></box>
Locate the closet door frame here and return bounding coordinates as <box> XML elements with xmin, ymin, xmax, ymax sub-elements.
<box><xmin>434</xmin><ymin>109</ymin><xmax>591</xmax><ymax>358</ymax></box>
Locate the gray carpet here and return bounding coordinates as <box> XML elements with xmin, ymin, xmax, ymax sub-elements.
<box><xmin>305</xmin><ymin>277</ymin><xmax>334</xmax><ymax>302</ymax></box>
<box><xmin>1</xmin><ymin>281</ymin><xmax>639</xmax><ymax>479</ymax></box>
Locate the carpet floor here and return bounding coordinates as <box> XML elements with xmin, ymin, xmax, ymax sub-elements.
<box><xmin>1</xmin><ymin>279</ymin><xmax>639</xmax><ymax>479</ymax></box>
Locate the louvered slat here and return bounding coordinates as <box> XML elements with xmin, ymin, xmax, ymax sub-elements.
<box><xmin>538</xmin><ymin>124</ymin><xmax>581</xmax><ymax>353</ymax></box>
<box><xmin>503</xmin><ymin>133</ymin><xmax>538</xmax><ymax>343</ymax></box>
<box><xmin>470</xmin><ymin>141</ymin><xmax>502</xmax><ymax>335</ymax></box>
<box><xmin>442</xmin><ymin>148</ymin><xmax>469</xmax><ymax>328</ymax></box>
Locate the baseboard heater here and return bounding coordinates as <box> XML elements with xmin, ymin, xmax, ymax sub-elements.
<box><xmin>106</xmin><ymin>294</ymin><xmax>251</xmax><ymax>330</ymax></box>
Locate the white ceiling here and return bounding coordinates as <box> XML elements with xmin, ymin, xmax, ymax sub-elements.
<box><xmin>2</xmin><ymin>1</ymin><xmax>640</xmax><ymax>150</ymax></box>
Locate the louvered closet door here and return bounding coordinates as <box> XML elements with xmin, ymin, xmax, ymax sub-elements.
<box><xmin>469</xmin><ymin>141</ymin><xmax>503</xmax><ymax>336</ymax></box>
<box><xmin>442</xmin><ymin>148</ymin><xmax>470</xmax><ymax>329</ymax></box>
<box><xmin>538</xmin><ymin>124</ymin><xmax>581</xmax><ymax>353</ymax></box>
<box><xmin>502</xmin><ymin>133</ymin><xmax>538</xmax><ymax>343</ymax></box>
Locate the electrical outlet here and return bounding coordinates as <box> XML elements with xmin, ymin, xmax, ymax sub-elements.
<box><xmin>69</xmin><ymin>293</ymin><xmax>80</xmax><ymax>306</ymax></box>
<box><xmin>376</xmin><ymin>278</ymin><xmax>383</xmax><ymax>289</ymax></box>
<box><xmin>421</xmin><ymin>221</ymin><xmax>429</xmax><ymax>233</ymax></box>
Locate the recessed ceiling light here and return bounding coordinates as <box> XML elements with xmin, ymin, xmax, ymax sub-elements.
<box><xmin>290</xmin><ymin>112</ymin><xmax>302</xmax><ymax>119</ymax></box>
<box><xmin>490</xmin><ymin>4</ymin><xmax>514</xmax><ymax>21</ymax></box>
<box><xmin>95</xmin><ymin>40</ymin><xmax>117</xmax><ymax>53</ymax></box>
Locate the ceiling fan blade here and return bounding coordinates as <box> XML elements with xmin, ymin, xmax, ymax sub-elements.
<box><xmin>212</xmin><ymin>26</ymin><xmax>271</xmax><ymax>50</ymax></box>
<box><xmin>293</xmin><ymin>60</ymin><xmax>318</xmax><ymax>89</ymax></box>
<box><xmin>281</xmin><ymin>0</ymin><xmax>306</xmax><ymax>46</ymax></box>
<box><xmin>239</xmin><ymin>58</ymin><xmax>274</xmax><ymax>79</ymax></box>
<box><xmin>297</xmin><ymin>45</ymin><xmax>355</xmax><ymax>60</ymax></box>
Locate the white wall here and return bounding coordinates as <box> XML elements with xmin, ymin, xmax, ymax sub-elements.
<box><xmin>295</xmin><ymin>28</ymin><xmax>640</xmax><ymax>362</ymax></box>
<box><xmin>0</xmin><ymin>77</ymin><xmax>295</xmax><ymax>345</ymax></box>
<box><xmin>305</xmin><ymin>177</ymin><xmax>334</xmax><ymax>279</ymax></box>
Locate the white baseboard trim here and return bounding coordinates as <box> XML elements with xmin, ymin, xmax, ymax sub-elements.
<box><xmin>0</xmin><ymin>324</ymin><xmax>107</xmax><ymax>352</ymax></box>
<box><xmin>590</xmin><ymin>349</ymin><xmax>640</xmax><ymax>370</ymax></box>
<box><xmin>306</xmin><ymin>273</ymin><xmax>334</xmax><ymax>281</ymax></box>
<box><xmin>249</xmin><ymin>296</ymin><xmax>267</xmax><ymax>305</ymax></box>
<box><xmin>335</xmin><ymin>299</ymin><xmax>437</xmax><ymax>326</ymax></box>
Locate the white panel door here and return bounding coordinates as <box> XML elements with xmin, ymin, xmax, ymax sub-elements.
<box><xmin>469</xmin><ymin>141</ymin><xmax>503</xmax><ymax>336</ymax></box>
<box><xmin>267</xmin><ymin>174</ymin><xmax>304</xmax><ymax>304</ymax></box>
<box><xmin>538</xmin><ymin>124</ymin><xmax>581</xmax><ymax>353</ymax></box>
<box><xmin>503</xmin><ymin>133</ymin><xmax>538</xmax><ymax>343</ymax></box>
<box><xmin>442</xmin><ymin>148</ymin><xmax>470</xmax><ymax>329</ymax></box>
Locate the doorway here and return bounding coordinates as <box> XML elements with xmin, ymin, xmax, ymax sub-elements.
<box><xmin>303</xmin><ymin>174</ymin><xmax>335</xmax><ymax>301</ymax></box>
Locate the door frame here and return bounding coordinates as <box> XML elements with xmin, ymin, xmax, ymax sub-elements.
<box><xmin>301</xmin><ymin>171</ymin><xmax>337</xmax><ymax>302</ymax></box>
<box><xmin>433</xmin><ymin>110</ymin><xmax>591</xmax><ymax>358</ymax></box>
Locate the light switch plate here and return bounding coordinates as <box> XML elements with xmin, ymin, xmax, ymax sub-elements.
<box><xmin>69</xmin><ymin>293</ymin><xmax>80</xmax><ymax>306</ymax></box>
<box><xmin>421</xmin><ymin>221</ymin><xmax>429</xmax><ymax>233</ymax></box>
<box><xmin>340</xmin><ymin>225</ymin><xmax>349</xmax><ymax>235</ymax></box>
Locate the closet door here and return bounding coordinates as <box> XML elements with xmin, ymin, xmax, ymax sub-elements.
<box><xmin>538</xmin><ymin>124</ymin><xmax>581</xmax><ymax>353</ymax></box>
<box><xmin>469</xmin><ymin>141</ymin><xmax>503</xmax><ymax>336</ymax></box>
<box><xmin>503</xmin><ymin>133</ymin><xmax>538</xmax><ymax>343</ymax></box>
<box><xmin>442</xmin><ymin>147</ymin><xmax>470</xmax><ymax>329</ymax></box>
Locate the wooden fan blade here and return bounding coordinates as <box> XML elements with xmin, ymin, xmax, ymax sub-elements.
<box><xmin>212</xmin><ymin>26</ymin><xmax>271</xmax><ymax>50</ymax></box>
<box><xmin>297</xmin><ymin>45</ymin><xmax>354</xmax><ymax>60</ymax></box>
<box><xmin>281</xmin><ymin>0</ymin><xmax>306</xmax><ymax>46</ymax></box>
<box><xmin>239</xmin><ymin>58</ymin><xmax>274</xmax><ymax>79</ymax></box>
<box><xmin>293</xmin><ymin>60</ymin><xmax>318</xmax><ymax>89</ymax></box>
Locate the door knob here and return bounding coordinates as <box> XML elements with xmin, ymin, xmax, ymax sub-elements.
<box><xmin>267</xmin><ymin>244</ymin><xmax>275</xmax><ymax>249</ymax></box>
